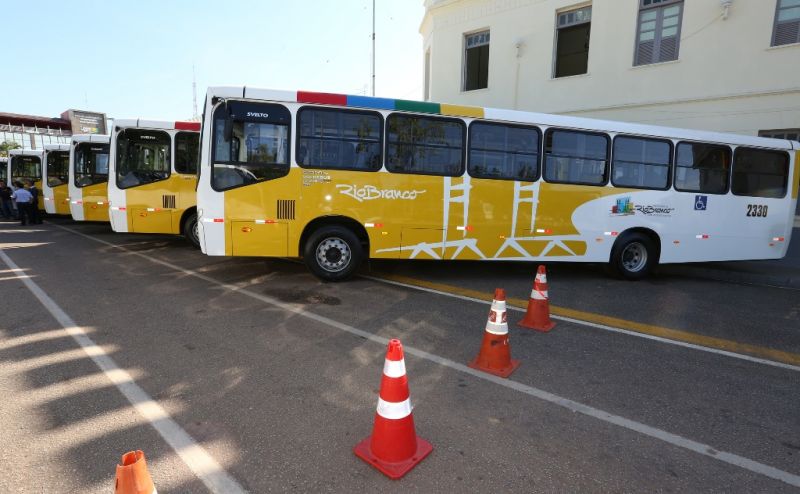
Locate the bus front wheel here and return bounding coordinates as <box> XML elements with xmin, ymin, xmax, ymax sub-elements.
<box><xmin>304</xmin><ymin>225</ymin><xmax>363</xmax><ymax>281</ymax></box>
<box><xmin>183</xmin><ymin>212</ymin><xmax>200</xmax><ymax>249</ymax></box>
<box><xmin>610</xmin><ymin>232</ymin><xmax>658</xmax><ymax>280</ymax></box>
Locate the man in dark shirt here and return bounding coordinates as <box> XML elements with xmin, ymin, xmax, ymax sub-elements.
<box><xmin>26</xmin><ymin>180</ymin><xmax>42</xmax><ymax>224</ymax></box>
<box><xmin>0</xmin><ymin>181</ymin><xmax>12</xmax><ymax>220</ymax></box>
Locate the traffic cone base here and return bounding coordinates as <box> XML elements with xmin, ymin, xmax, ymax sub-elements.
<box><xmin>519</xmin><ymin>317</ymin><xmax>555</xmax><ymax>332</ymax></box>
<box><xmin>354</xmin><ymin>435</ymin><xmax>433</xmax><ymax>480</ymax></box>
<box><xmin>468</xmin><ymin>356</ymin><xmax>521</xmax><ymax>378</ymax></box>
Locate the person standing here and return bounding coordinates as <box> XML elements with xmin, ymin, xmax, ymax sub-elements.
<box><xmin>11</xmin><ymin>182</ymin><xmax>33</xmax><ymax>226</ymax></box>
<box><xmin>26</xmin><ymin>180</ymin><xmax>42</xmax><ymax>224</ymax></box>
<box><xmin>0</xmin><ymin>181</ymin><xmax>12</xmax><ymax>220</ymax></box>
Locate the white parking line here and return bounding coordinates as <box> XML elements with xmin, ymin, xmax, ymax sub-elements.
<box><xmin>51</xmin><ymin>223</ymin><xmax>800</xmax><ymax>488</ymax></box>
<box><xmin>0</xmin><ymin>249</ymin><xmax>247</xmax><ymax>494</ymax></box>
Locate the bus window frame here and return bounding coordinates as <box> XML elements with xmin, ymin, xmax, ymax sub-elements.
<box><xmin>209</xmin><ymin>100</ymin><xmax>292</xmax><ymax>193</ymax></box>
<box><xmin>610</xmin><ymin>134</ymin><xmax>673</xmax><ymax>191</ymax></box>
<box><xmin>467</xmin><ymin>120</ymin><xmax>542</xmax><ymax>182</ymax></box>
<box><xmin>673</xmin><ymin>140</ymin><xmax>732</xmax><ymax>195</ymax></box>
<box><xmin>174</xmin><ymin>131</ymin><xmax>201</xmax><ymax>175</ymax></box>
<box><xmin>730</xmin><ymin>145</ymin><xmax>790</xmax><ymax>199</ymax></box>
<box><xmin>542</xmin><ymin>127</ymin><xmax>611</xmax><ymax>187</ymax></box>
<box><xmin>46</xmin><ymin>150</ymin><xmax>70</xmax><ymax>186</ymax></box>
<box><xmin>295</xmin><ymin>105</ymin><xmax>384</xmax><ymax>173</ymax></box>
<box><xmin>74</xmin><ymin>142</ymin><xmax>110</xmax><ymax>189</ymax></box>
<box><xmin>115</xmin><ymin>128</ymin><xmax>172</xmax><ymax>190</ymax></box>
<box><xmin>10</xmin><ymin>155</ymin><xmax>42</xmax><ymax>181</ymax></box>
<box><xmin>384</xmin><ymin>112</ymin><xmax>467</xmax><ymax>178</ymax></box>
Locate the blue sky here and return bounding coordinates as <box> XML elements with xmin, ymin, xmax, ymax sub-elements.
<box><xmin>1</xmin><ymin>0</ymin><xmax>425</xmax><ymax>120</ymax></box>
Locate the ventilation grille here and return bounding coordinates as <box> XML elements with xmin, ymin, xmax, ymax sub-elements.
<box><xmin>162</xmin><ymin>195</ymin><xmax>176</xmax><ymax>209</ymax></box>
<box><xmin>277</xmin><ymin>199</ymin><xmax>295</xmax><ymax>220</ymax></box>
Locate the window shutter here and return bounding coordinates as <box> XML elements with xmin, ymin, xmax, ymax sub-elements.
<box><xmin>637</xmin><ymin>39</ymin><xmax>655</xmax><ymax>65</ymax></box>
<box><xmin>774</xmin><ymin>20</ymin><xmax>800</xmax><ymax>46</ymax></box>
<box><xmin>658</xmin><ymin>36</ymin><xmax>678</xmax><ymax>62</ymax></box>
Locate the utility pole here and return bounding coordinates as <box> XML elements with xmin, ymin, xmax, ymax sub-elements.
<box><xmin>372</xmin><ymin>0</ymin><xmax>376</xmax><ymax>96</ymax></box>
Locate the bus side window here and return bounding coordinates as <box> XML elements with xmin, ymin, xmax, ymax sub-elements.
<box><xmin>611</xmin><ymin>136</ymin><xmax>671</xmax><ymax>190</ymax></box>
<box><xmin>543</xmin><ymin>129</ymin><xmax>608</xmax><ymax>185</ymax></box>
<box><xmin>386</xmin><ymin>113</ymin><xmax>465</xmax><ymax>177</ymax></box>
<box><xmin>674</xmin><ymin>142</ymin><xmax>731</xmax><ymax>194</ymax></box>
<box><xmin>467</xmin><ymin>121</ymin><xmax>540</xmax><ymax>182</ymax></box>
<box><xmin>731</xmin><ymin>147</ymin><xmax>789</xmax><ymax>199</ymax></box>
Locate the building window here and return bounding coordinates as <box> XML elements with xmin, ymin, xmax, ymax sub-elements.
<box><xmin>635</xmin><ymin>0</ymin><xmax>683</xmax><ymax>66</ymax></box>
<box><xmin>463</xmin><ymin>31</ymin><xmax>490</xmax><ymax>91</ymax></box>
<box><xmin>760</xmin><ymin>129</ymin><xmax>800</xmax><ymax>141</ymax></box>
<box><xmin>773</xmin><ymin>0</ymin><xmax>800</xmax><ymax>46</ymax></box>
<box><xmin>554</xmin><ymin>6</ymin><xmax>592</xmax><ymax>78</ymax></box>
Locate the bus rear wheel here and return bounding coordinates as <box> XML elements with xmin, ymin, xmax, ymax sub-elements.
<box><xmin>610</xmin><ymin>232</ymin><xmax>658</xmax><ymax>280</ymax></box>
<box><xmin>183</xmin><ymin>212</ymin><xmax>200</xmax><ymax>248</ymax></box>
<box><xmin>304</xmin><ymin>225</ymin><xmax>363</xmax><ymax>281</ymax></box>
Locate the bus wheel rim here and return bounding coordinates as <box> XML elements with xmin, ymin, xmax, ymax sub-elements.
<box><xmin>316</xmin><ymin>237</ymin><xmax>351</xmax><ymax>273</ymax></box>
<box><xmin>621</xmin><ymin>242</ymin><xmax>647</xmax><ymax>272</ymax></box>
<box><xmin>192</xmin><ymin>220</ymin><xmax>200</xmax><ymax>244</ymax></box>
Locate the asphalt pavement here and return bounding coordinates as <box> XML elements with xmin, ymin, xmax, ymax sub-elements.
<box><xmin>1</xmin><ymin>218</ymin><xmax>798</xmax><ymax>493</ymax></box>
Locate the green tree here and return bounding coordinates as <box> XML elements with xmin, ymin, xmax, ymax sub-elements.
<box><xmin>0</xmin><ymin>140</ymin><xmax>21</xmax><ymax>157</ymax></box>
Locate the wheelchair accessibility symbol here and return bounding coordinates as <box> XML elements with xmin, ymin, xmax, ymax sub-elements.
<box><xmin>695</xmin><ymin>195</ymin><xmax>708</xmax><ymax>211</ymax></box>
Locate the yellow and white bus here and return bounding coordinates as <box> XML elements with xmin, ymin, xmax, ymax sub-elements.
<box><xmin>68</xmin><ymin>134</ymin><xmax>111</xmax><ymax>222</ymax></box>
<box><xmin>107</xmin><ymin>119</ymin><xmax>202</xmax><ymax>246</ymax></box>
<box><xmin>7</xmin><ymin>149</ymin><xmax>45</xmax><ymax>210</ymax></box>
<box><xmin>43</xmin><ymin>143</ymin><xmax>71</xmax><ymax>215</ymax></box>
<box><xmin>196</xmin><ymin>87</ymin><xmax>799</xmax><ymax>281</ymax></box>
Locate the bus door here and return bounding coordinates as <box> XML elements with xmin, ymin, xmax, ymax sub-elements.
<box><xmin>117</xmin><ymin>129</ymin><xmax>173</xmax><ymax>232</ymax></box>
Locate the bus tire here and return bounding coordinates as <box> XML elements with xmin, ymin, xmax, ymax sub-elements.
<box><xmin>183</xmin><ymin>212</ymin><xmax>200</xmax><ymax>248</ymax></box>
<box><xmin>609</xmin><ymin>232</ymin><xmax>657</xmax><ymax>280</ymax></box>
<box><xmin>303</xmin><ymin>225</ymin><xmax>362</xmax><ymax>282</ymax></box>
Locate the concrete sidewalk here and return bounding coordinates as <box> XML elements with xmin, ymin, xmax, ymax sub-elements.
<box><xmin>662</xmin><ymin>226</ymin><xmax>800</xmax><ymax>289</ymax></box>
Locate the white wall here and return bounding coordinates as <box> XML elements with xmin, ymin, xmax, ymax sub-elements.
<box><xmin>421</xmin><ymin>0</ymin><xmax>800</xmax><ymax>135</ymax></box>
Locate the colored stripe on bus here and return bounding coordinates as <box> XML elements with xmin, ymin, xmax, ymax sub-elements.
<box><xmin>395</xmin><ymin>99</ymin><xmax>440</xmax><ymax>114</ymax></box>
<box><xmin>175</xmin><ymin>121</ymin><xmax>201</xmax><ymax>131</ymax></box>
<box><xmin>440</xmin><ymin>104</ymin><xmax>484</xmax><ymax>119</ymax></box>
<box><xmin>346</xmin><ymin>95</ymin><xmax>395</xmax><ymax>110</ymax></box>
<box><xmin>297</xmin><ymin>91</ymin><xmax>347</xmax><ymax>106</ymax></box>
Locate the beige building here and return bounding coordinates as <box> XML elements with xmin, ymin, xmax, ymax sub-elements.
<box><xmin>420</xmin><ymin>0</ymin><xmax>800</xmax><ymax>139</ymax></box>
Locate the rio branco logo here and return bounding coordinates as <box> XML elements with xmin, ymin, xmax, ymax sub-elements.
<box><xmin>336</xmin><ymin>184</ymin><xmax>426</xmax><ymax>203</ymax></box>
<box><xmin>611</xmin><ymin>197</ymin><xmax>635</xmax><ymax>216</ymax></box>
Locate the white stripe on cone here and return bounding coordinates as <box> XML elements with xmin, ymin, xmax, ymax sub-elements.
<box><xmin>531</xmin><ymin>289</ymin><xmax>549</xmax><ymax>300</ymax></box>
<box><xmin>383</xmin><ymin>359</ymin><xmax>406</xmax><ymax>378</ymax></box>
<box><xmin>535</xmin><ymin>273</ymin><xmax>547</xmax><ymax>283</ymax></box>
<box><xmin>377</xmin><ymin>397</ymin><xmax>412</xmax><ymax>420</ymax></box>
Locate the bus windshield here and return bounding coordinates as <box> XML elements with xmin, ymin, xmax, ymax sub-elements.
<box><xmin>47</xmin><ymin>151</ymin><xmax>70</xmax><ymax>187</ymax></box>
<box><xmin>11</xmin><ymin>155</ymin><xmax>41</xmax><ymax>184</ymax></box>
<box><xmin>75</xmin><ymin>143</ymin><xmax>110</xmax><ymax>188</ymax></box>
<box><xmin>116</xmin><ymin>129</ymin><xmax>171</xmax><ymax>189</ymax></box>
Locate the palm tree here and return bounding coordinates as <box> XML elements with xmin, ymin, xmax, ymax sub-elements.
<box><xmin>0</xmin><ymin>140</ymin><xmax>21</xmax><ymax>158</ymax></box>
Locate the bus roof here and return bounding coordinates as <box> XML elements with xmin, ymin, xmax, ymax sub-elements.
<box><xmin>43</xmin><ymin>144</ymin><xmax>69</xmax><ymax>152</ymax></box>
<box><xmin>72</xmin><ymin>134</ymin><xmax>110</xmax><ymax>144</ymax></box>
<box><xmin>113</xmin><ymin>118</ymin><xmax>201</xmax><ymax>132</ymax></box>
<box><xmin>207</xmin><ymin>86</ymin><xmax>797</xmax><ymax>151</ymax></box>
<box><xmin>7</xmin><ymin>149</ymin><xmax>43</xmax><ymax>157</ymax></box>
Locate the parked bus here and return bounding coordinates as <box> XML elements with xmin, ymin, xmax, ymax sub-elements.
<box><xmin>196</xmin><ymin>87</ymin><xmax>799</xmax><ymax>281</ymax></box>
<box><xmin>43</xmin><ymin>143</ymin><xmax>71</xmax><ymax>215</ymax></box>
<box><xmin>0</xmin><ymin>157</ymin><xmax>7</xmax><ymax>184</ymax></box>
<box><xmin>68</xmin><ymin>134</ymin><xmax>110</xmax><ymax>222</ymax></box>
<box><xmin>107</xmin><ymin>119</ymin><xmax>201</xmax><ymax>246</ymax></box>
<box><xmin>7</xmin><ymin>149</ymin><xmax>45</xmax><ymax>210</ymax></box>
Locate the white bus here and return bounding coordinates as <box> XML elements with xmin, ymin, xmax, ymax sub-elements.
<box><xmin>107</xmin><ymin>119</ymin><xmax>201</xmax><ymax>245</ymax></box>
<box><xmin>43</xmin><ymin>143</ymin><xmax>71</xmax><ymax>215</ymax></box>
<box><xmin>196</xmin><ymin>87</ymin><xmax>798</xmax><ymax>280</ymax></box>
<box><xmin>68</xmin><ymin>134</ymin><xmax>111</xmax><ymax>222</ymax></box>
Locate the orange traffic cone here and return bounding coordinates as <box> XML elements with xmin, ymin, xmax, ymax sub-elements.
<box><xmin>468</xmin><ymin>288</ymin><xmax>520</xmax><ymax>378</ymax></box>
<box><xmin>519</xmin><ymin>265</ymin><xmax>556</xmax><ymax>332</ymax></box>
<box><xmin>115</xmin><ymin>450</ymin><xmax>156</xmax><ymax>494</ymax></box>
<box><xmin>354</xmin><ymin>339</ymin><xmax>433</xmax><ymax>479</ymax></box>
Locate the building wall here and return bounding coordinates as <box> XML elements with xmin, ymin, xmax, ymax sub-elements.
<box><xmin>420</xmin><ymin>0</ymin><xmax>800</xmax><ymax>136</ymax></box>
